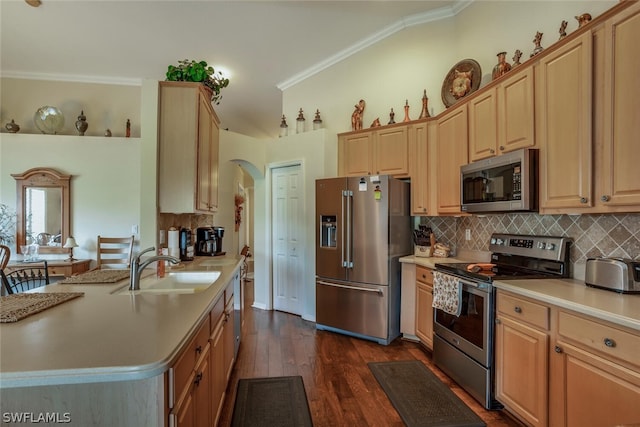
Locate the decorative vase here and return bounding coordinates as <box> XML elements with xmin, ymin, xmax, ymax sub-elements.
<box><xmin>419</xmin><ymin>90</ymin><xmax>431</xmax><ymax>119</ymax></box>
<box><xmin>34</xmin><ymin>106</ymin><xmax>64</xmax><ymax>134</ymax></box>
<box><xmin>492</xmin><ymin>52</ymin><xmax>512</xmax><ymax>80</ymax></box>
<box><xmin>75</xmin><ymin>110</ymin><xmax>88</xmax><ymax>136</ymax></box>
<box><xmin>403</xmin><ymin>100</ymin><xmax>411</xmax><ymax>122</ymax></box>
<box><xmin>5</xmin><ymin>119</ymin><xmax>20</xmax><ymax>133</ymax></box>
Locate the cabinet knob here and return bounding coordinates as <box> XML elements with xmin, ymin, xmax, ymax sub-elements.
<box><xmin>580</xmin><ymin>197</ymin><xmax>588</xmax><ymax>204</ymax></box>
<box><xmin>194</xmin><ymin>372</ymin><xmax>203</xmax><ymax>386</ymax></box>
<box><xmin>195</xmin><ymin>345</ymin><xmax>202</xmax><ymax>354</ymax></box>
<box><xmin>499</xmin><ymin>146</ymin><xmax>505</xmax><ymax>151</ymax></box>
<box><xmin>604</xmin><ymin>338</ymin><xmax>616</xmax><ymax>348</ymax></box>
<box><xmin>554</xmin><ymin>345</ymin><xmax>562</xmax><ymax>354</ymax></box>
<box><xmin>495</xmin><ymin>318</ymin><xmax>501</xmax><ymax>324</ymax></box>
<box><xmin>514</xmin><ymin>306</ymin><xmax>522</xmax><ymax>314</ymax></box>
<box><xmin>601</xmin><ymin>195</ymin><xmax>610</xmax><ymax>202</ymax></box>
<box><xmin>490</xmin><ymin>149</ymin><xmax>495</xmax><ymax>154</ymax></box>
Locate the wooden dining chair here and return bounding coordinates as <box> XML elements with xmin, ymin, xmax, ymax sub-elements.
<box><xmin>0</xmin><ymin>245</ymin><xmax>10</xmax><ymax>270</ymax></box>
<box><xmin>96</xmin><ymin>236</ymin><xmax>135</xmax><ymax>269</ymax></box>
<box><xmin>1</xmin><ymin>261</ymin><xmax>50</xmax><ymax>294</ymax></box>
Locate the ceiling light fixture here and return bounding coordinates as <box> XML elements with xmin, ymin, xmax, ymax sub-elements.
<box><xmin>25</xmin><ymin>0</ymin><xmax>41</xmax><ymax>7</ymax></box>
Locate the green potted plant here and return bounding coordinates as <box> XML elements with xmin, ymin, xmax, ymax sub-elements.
<box><xmin>165</xmin><ymin>59</ymin><xmax>230</xmax><ymax>104</ymax></box>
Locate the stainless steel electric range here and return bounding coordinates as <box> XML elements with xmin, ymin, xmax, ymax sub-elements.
<box><xmin>433</xmin><ymin>233</ymin><xmax>572</xmax><ymax>410</ymax></box>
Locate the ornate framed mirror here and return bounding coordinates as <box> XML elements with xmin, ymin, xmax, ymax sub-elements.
<box><xmin>12</xmin><ymin>167</ymin><xmax>71</xmax><ymax>255</ymax></box>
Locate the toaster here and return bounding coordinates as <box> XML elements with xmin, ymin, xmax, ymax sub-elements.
<box><xmin>585</xmin><ymin>258</ymin><xmax>640</xmax><ymax>294</ymax></box>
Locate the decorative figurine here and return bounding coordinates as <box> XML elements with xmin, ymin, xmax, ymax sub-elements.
<box><xmin>351</xmin><ymin>99</ymin><xmax>365</xmax><ymax>131</ymax></box>
<box><xmin>419</xmin><ymin>90</ymin><xmax>431</xmax><ymax>119</ymax></box>
<box><xmin>575</xmin><ymin>13</ymin><xmax>592</xmax><ymax>28</ymax></box>
<box><xmin>313</xmin><ymin>110</ymin><xmax>323</xmax><ymax>130</ymax></box>
<box><xmin>559</xmin><ymin>20</ymin><xmax>568</xmax><ymax>40</ymax></box>
<box><xmin>512</xmin><ymin>50</ymin><xmax>523</xmax><ymax>67</ymax></box>
<box><xmin>403</xmin><ymin>100</ymin><xmax>411</xmax><ymax>122</ymax></box>
<box><xmin>126</xmin><ymin>119</ymin><xmax>131</xmax><ymax>138</ymax></box>
<box><xmin>296</xmin><ymin>108</ymin><xmax>305</xmax><ymax>134</ymax></box>
<box><xmin>5</xmin><ymin>119</ymin><xmax>20</xmax><ymax>133</ymax></box>
<box><xmin>75</xmin><ymin>110</ymin><xmax>88</xmax><ymax>136</ymax></box>
<box><xmin>492</xmin><ymin>52</ymin><xmax>512</xmax><ymax>80</ymax></box>
<box><xmin>388</xmin><ymin>108</ymin><xmax>396</xmax><ymax>125</ymax></box>
<box><xmin>530</xmin><ymin>31</ymin><xmax>544</xmax><ymax>58</ymax></box>
<box><xmin>104</xmin><ymin>129</ymin><xmax>112</xmax><ymax>137</ymax></box>
<box><xmin>279</xmin><ymin>114</ymin><xmax>288</xmax><ymax>137</ymax></box>
<box><xmin>370</xmin><ymin>118</ymin><xmax>381</xmax><ymax>128</ymax></box>
<box><xmin>450</xmin><ymin>69</ymin><xmax>473</xmax><ymax>99</ymax></box>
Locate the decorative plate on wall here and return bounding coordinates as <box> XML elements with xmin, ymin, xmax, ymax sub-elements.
<box><xmin>441</xmin><ymin>59</ymin><xmax>482</xmax><ymax>108</ymax></box>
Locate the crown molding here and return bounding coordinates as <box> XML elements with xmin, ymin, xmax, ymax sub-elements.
<box><xmin>1</xmin><ymin>71</ymin><xmax>142</xmax><ymax>86</ymax></box>
<box><xmin>277</xmin><ymin>0</ymin><xmax>473</xmax><ymax>91</ymax></box>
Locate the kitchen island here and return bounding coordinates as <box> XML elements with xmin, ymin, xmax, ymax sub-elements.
<box><xmin>0</xmin><ymin>255</ymin><xmax>243</xmax><ymax>426</ymax></box>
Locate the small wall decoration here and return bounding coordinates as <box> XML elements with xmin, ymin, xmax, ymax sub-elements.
<box><xmin>441</xmin><ymin>59</ymin><xmax>482</xmax><ymax>108</ymax></box>
<box><xmin>351</xmin><ymin>99</ymin><xmax>366</xmax><ymax>131</ymax></box>
<box><xmin>575</xmin><ymin>13</ymin><xmax>592</xmax><ymax>28</ymax></box>
<box><xmin>126</xmin><ymin>119</ymin><xmax>131</xmax><ymax>138</ymax></box>
<box><xmin>492</xmin><ymin>52</ymin><xmax>512</xmax><ymax>80</ymax></box>
<box><xmin>403</xmin><ymin>100</ymin><xmax>411</xmax><ymax>122</ymax></box>
<box><xmin>5</xmin><ymin>119</ymin><xmax>20</xmax><ymax>133</ymax></box>
<box><xmin>512</xmin><ymin>50</ymin><xmax>523</xmax><ymax>67</ymax></box>
<box><xmin>388</xmin><ymin>108</ymin><xmax>396</xmax><ymax>125</ymax></box>
<box><xmin>234</xmin><ymin>193</ymin><xmax>245</xmax><ymax>232</ymax></box>
<box><xmin>559</xmin><ymin>20</ymin><xmax>568</xmax><ymax>40</ymax></box>
<box><xmin>419</xmin><ymin>90</ymin><xmax>431</xmax><ymax>119</ymax></box>
<box><xmin>370</xmin><ymin>118</ymin><xmax>381</xmax><ymax>128</ymax></box>
<box><xmin>530</xmin><ymin>31</ymin><xmax>544</xmax><ymax>58</ymax></box>
<box><xmin>75</xmin><ymin>110</ymin><xmax>88</xmax><ymax>136</ymax></box>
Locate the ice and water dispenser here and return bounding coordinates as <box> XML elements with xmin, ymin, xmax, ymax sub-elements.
<box><xmin>320</xmin><ymin>215</ymin><xmax>337</xmax><ymax>248</ymax></box>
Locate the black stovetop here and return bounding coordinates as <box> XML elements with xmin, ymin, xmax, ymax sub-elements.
<box><xmin>434</xmin><ymin>262</ymin><xmax>562</xmax><ymax>283</ymax></box>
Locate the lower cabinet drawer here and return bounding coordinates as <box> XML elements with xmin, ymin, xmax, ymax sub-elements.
<box><xmin>48</xmin><ymin>266</ymin><xmax>71</xmax><ymax>277</ymax></box>
<box><xmin>497</xmin><ymin>292</ymin><xmax>549</xmax><ymax>331</ymax></box>
<box><xmin>416</xmin><ymin>265</ymin><xmax>433</xmax><ymax>285</ymax></box>
<box><xmin>558</xmin><ymin>310</ymin><xmax>640</xmax><ymax>368</ymax></box>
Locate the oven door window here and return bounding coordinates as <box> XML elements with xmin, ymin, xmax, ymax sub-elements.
<box><xmin>435</xmin><ymin>291</ymin><xmax>485</xmax><ymax>348</ymax></box>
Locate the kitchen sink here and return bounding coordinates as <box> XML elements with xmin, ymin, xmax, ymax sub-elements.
<box><xmin>112</xmin><ymin>271</ymin><xmax>221</xmax><ymax>295</ymax></box>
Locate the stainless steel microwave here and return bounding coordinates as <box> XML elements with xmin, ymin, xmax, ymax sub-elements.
<box><xmin>460</xmin><ymin>148</ymin><xmax>538</xmax><ymax>213</ymax></box>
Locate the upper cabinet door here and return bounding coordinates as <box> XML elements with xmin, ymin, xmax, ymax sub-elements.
<box><xmin>537</xmin><ymin>32</ymin><xmax>593</xmax><ymax>210</ymax></box>
<box><xmin>468</xmin><ymin>88</ymin><xmax>498</xmax><ymax>162</ymax></box>
<box><xmin>374</xmin><ymin>126</ymin><xmax>409</xmax><ymax>176</ymax></box>
<box><xmin>600</xmin><ymin>2</ymin><xmax>640</xmax><ymax>207</ymax></box>
<box><xmin>339</xmin><ymin>133</ymin><xmax>373</xmax><ymax>176</ymax></box>
<box><xmin>498</xmin><ymin>67</ymin><xmax>535</xmax><ymax>154</ymax></box>
<box><xmin>436</xmin><ymin>104</ymin><xmax>468</xmax><ymax>214</ymax></box>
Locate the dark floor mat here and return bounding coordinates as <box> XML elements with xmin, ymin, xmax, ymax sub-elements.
<box><xmin>369</xmin><ymin>360</ymin><xmax>486</xmax><ymax>427</ymax></box>
<box><xmin>231</xmin><ymin>375</ymin><xmax>313</xmax><ymax>427</ymax></box>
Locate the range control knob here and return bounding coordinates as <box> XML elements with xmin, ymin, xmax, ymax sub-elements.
<box><xmin>546</xmin><ymin>243</ymin><xmax>556</xmax><ymax>250</ymax></box>
<box><xmin>490</xmin><ymin>238</ymin><xmax>497</xmax><ymax>245</ymax></box>
<box><xmin>496</xmin><ymin>238</ymin><xmax>504</xmax><ymax>245</ymax></box>
<box><xmin>537</xmin><ymin>242</ymin><xmax>546</xmax><ymax>249</ymax></box>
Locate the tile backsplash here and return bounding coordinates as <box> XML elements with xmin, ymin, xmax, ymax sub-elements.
<box><xmin>416</xmin><ymin>213</ymin><xmax>640</xmax><ymax>277</ymax></box>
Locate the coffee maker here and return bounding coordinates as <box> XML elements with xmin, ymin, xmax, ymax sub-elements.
<box><xmin>196</xmin><ymin>226</ymin><xmax>225</xmax><ymax>256</ymax></box>
<box><xmin>196</xmin><ymin>227</ymin><xmax>216</xmax><ymax>256</ymax></box>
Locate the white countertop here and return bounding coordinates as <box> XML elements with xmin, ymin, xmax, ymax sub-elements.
<box><xmin>400</xmin><ymin>255</ymin><xmax>640</xmax><ymax>331</ymax></box>
<box><xmin>0</xmin><ymin>255</ymin><xmax>243</xmax><ymax>389</ymax></box>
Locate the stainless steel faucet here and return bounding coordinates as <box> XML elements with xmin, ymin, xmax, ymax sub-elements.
<box><xmin>129</xmin><ymin>246</ymin><xmax>180</xmax><ymax>290</ymax></box>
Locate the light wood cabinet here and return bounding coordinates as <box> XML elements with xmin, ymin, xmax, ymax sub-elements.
<box><xmin>6</xmin><ymin>259</ymin><xmax>91</xmax><ymax>278</ymax></box>
<box><xmin>415</xmin><ymin>265</ymin><xmax>434</xmax><ymax>350</ymax></box>
<box><xmin>158</xmin><ymin>81</ymin><xmax>220</xmax><ymax>214</ymax></box>
<box><xmin>536</xmin><ymin>32</ymin><xmax>593</xmax><ymax>211</ymax></box>
<box><xmin>552</xmin><ymin>311</ymin><xmax>640</xmax><ymax>426</ymax></box>
<box><xmin>338</xmin><ymin>124</ymin><xmax>409</xmax><ymax>177</ymax></box>
<box><xmin>409</xmin><ymin>121</ymin><xmax>431</xmax><ymax>215</ymax></box>
<box><xmin>436</xmin><ymin>104</ymin><xmax>468</xmax><ymax>214</ymax></box>
<box><xmin>210</xmin><ymin>282</ymin><xmax>236</xmax><ymax>426</ymax></box>
<box><xmin>496</xmin><ymin>289</ymin><xmax>640</xmax><ymax>427</ymax></box>
<box><xmin>468</xmin><ymin>67</ymin><xmax>534</xmax><ymax>162</ymax></box>
<box><xmin>495</xmin><ymin>292</ymin><xmax>549</xmax><ymax>427</ymax></box>
<box><xmin>169</xmin><ymin>316</ymin><xmax>211</xmax><ymax>427</ymax></box>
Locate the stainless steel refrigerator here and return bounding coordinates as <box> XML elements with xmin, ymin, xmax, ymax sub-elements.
<box><xmin>315</xmin><ymin>175</ymin><xmax>411</xmax><ymax>345</ymax></box>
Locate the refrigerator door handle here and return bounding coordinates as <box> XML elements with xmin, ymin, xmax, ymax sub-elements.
<box><xmin>345</xmin><ymin>190</ymin><xmax>353</xmax><ymax>268</ymax></box>
<box><xmin>341</xmin><ymin>190</ymin><xmax>347</xmax><ymax>267</ymax></box>
<box><xmin>317</xmin><ymin>280</ymin><xmax>383</xmax><ymax>295</ymax></box>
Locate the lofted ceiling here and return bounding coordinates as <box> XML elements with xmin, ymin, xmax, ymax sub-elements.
<box><xmin>1</xmin><ymin>0</ymin><xmax>465</xmax><ymax>139</ymax></box>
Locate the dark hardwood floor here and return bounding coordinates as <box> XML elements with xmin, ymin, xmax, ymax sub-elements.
<box><xmin>217</xmin><ymin>280</ymin><xmax>523</xmax><ymax>426</ymax></box>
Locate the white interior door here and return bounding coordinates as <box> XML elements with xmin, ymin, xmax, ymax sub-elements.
<box><xmin>271</xmin><ymin>164</ymin><xmax>303</xmax><ymax>315</ymax></box>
